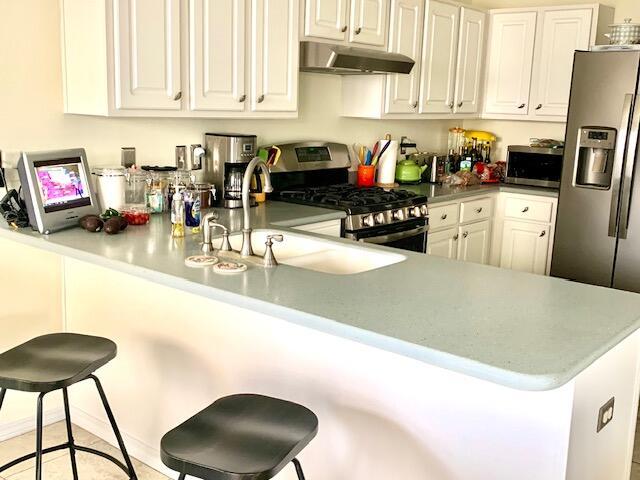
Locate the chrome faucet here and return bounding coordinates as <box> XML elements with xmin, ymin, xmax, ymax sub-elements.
<box><xmin>201</xmin><ymin>212</ymin><xmax>232</xmax><ymax>254</ymax></box>
<box><xmin>240</xmin><ymin>157</ymin><xmax>273</xmax><ymax>257</ymax></box>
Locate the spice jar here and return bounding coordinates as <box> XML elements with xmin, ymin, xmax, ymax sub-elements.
<box><xmin>125</xmin><ymin>170</ymin><xmax>149</xmax><ymax>206</ymax></box>
<box><xmin>145</xmin><ymin>171</ymin><xmax>170</xmax><ymax>213</ymax></box>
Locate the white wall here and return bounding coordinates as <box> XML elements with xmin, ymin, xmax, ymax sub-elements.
<box><xmin>0</xmin><ymin>0</ymin><xmax>454</xmax><ymax>182</ymax></box>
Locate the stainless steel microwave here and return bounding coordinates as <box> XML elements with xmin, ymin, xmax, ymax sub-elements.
<box><xmin>505</xmin><ymin>146</ymin><xmax>564</xmax><ymax>188</ymax></box>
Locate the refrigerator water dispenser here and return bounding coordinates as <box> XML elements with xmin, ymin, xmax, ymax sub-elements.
<box><xmin>574</xmin><ymin>127</ymin><xmax>617</xmax><ymax>189</ymax></box>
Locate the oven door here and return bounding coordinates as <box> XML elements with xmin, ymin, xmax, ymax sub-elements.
<box><xmin>345</xmin><ymin>218</ymin><xmax>428</xmax><ymax>253</ymax></box>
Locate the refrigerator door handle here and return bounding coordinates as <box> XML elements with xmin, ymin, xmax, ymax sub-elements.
<box><xmin>608</xmin><ymin>94</ymin><xmax>635</xmax><ymax>237</ymax></box>
<box><xmin>618</xmin><ymin>95</ymin><xmax>640</xmax><ymax>239</ymax></box>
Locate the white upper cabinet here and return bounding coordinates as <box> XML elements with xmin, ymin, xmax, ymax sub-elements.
<box><xmin>113</xmin><ymin>0</ymin><xmax>182</xmax><ymax>110</ymax></box>
<box><xmin>304</xmin><ymin>0</ymin><xmax>349</xmax><ymax>41</ymax></box>
<box><xmin>349</xmin><ymin>0</ymin><xmax>390</xmax><ymax>47</ymax></box>
<box><xmin>531</xmin><ymin>8</ymin><xmax>593</xmax><ymax>117</ymax></box>
<box><xmin>454</xmin><ymin>7</ymin><xmax>486</xmax><ymax>114</ymax></box>
<box><xmin>484</xmin><ymin>11</ymin><xmax>537</xmax><ymax>115</ymax></box>
<box><xmin>385</xmin><ymin>0</ymin><xmax>424</xmax><ymax>114</ymax></box>
<box><xmin>61</xmin><ymin>0</ymin><xmax>299</xmax><ymax>117</ymax></box>
<box><xmin>189</xmin><ymin>0</ymin><xmax>246</xmax><ymax>111</ymax></box>
<box><xmin>420</xmin><ymin>1</ymin><xmax>460</xmax><ymax>114</ymax></box>
<box><xmin>483</xmin><ymin>4</ymin><xmax>614</xmax><ymax>121</ymax></box>
<box><xmin>251</xmin><ymin>0</ymin><xmax>299</xmax><ymax>112</ymax></box>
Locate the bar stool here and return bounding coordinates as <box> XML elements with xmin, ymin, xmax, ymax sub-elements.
<box><xmin>160</xmin><ymin>394</ymin><xmax>318</xmax><ymax>480</ymax></box>
<box><xmin>0</xmin><ymin>333</ymin><xmax>137</xmax><ymax>480</ymax></box>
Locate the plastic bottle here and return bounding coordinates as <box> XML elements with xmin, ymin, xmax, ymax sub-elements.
<box><xmin>171</xmin><ymin>190</ymin><xmax>185</xmax><ymax>238</ymax></box>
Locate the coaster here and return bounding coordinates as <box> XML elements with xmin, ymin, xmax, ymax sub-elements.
<box><xmin>213</xmin><ymin>261</ymin><xmax>248</xmax><ymax>274</ymax></box>
<box><xmin>185</xmin><ymin>255</ymin><xmax>219</xmax><ymax>268</ymax></box>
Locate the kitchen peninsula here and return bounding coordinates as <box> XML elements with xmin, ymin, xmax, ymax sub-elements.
<box><xmin>2</xmin><ymin>200</ymin><xmax>640</xmax><ymax>480</ymax></box>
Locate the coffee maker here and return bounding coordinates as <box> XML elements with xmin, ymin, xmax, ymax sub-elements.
<box><xmin>204</xmin><ymin>133</ymin><xmax>259</xmax><ymax>208</ymax></box>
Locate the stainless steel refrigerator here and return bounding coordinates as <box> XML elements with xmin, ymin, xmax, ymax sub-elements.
<box><xmin>552</xmin><ymin>50</ymin><xmax>640</xmax><ymax>292</ymax></box>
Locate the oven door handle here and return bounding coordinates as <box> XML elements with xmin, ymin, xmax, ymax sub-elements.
<box><xmin>357</xmin><ymin>225</ymin><xmax>429</xmax><ymax>244</ymax></box>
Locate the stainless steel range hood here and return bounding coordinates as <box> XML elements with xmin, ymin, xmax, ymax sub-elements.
<box><xmin>299</xmin><ymin>41</ymin><xmax>415</xmax><ymax>75</ymax></box>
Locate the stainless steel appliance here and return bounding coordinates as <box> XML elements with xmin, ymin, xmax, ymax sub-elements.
<box><xmin>505</xmin><ymin>146</ymin><xmax>564</xmax><ymax>188</ymax></box>
<box><xmin>204</xmin><ymin>133</ymin><xmax>258</xmax><ymax>209</ymax></box>
<box><xmin>269</xmin><ymin>142</ymin><xmax>429</xmax><ymax>253</ymax></box>
<box><xmin>422</xmin><ymin>155</ymin><xmax>448</xmax><ymax>184</ymax></box>
<box><xmin>299</xmin><ymin>42</ymin><xmax>414</xmax><ymax>75</ymax></box>
<box><xmin>551</xmin><ymin>50</ymin><xmax>640</xmax><ymax>292</ymax></box>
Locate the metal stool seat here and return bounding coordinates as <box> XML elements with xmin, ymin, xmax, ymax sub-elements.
<box><xmin>160</xmin><ymin>394</ymin><xmax>318</xmax><ymax>480</ymax></box>
<box><xmin>0</xmin><ymin>333</ymin><xmax>137</xmax><ymax>480</ymax></box>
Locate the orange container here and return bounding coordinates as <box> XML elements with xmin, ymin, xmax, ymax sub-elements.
<box><xmin>357</xmin><ymin>165</ymin><xmax>376</xmax><ymax>187</ymax></box>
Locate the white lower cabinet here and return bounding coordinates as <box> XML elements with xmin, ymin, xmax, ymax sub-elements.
<box><xmin>458</xmin><ymin>220</ymin><xmax>491</xmax><ymax>264</ymax></box>
<box><xmin>499</xmin><ymin>220</ymin><xmax>550</xmax><ymax>275</ymax></box>
<box><xmin>428</xmin><ymin>191</ymin><xmax>557</xmax><ymax>275</ymax></box>
<box><xmin>426</xmin><ymin>226</ymin><xmax>458</xmax><ymax>259</ymax></box>
<box><xmin>291</xmin><ymin>219</ymin><xmax>342</xmax><ymax>237</ymax></box>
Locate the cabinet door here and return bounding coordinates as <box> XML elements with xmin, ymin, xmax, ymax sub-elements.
<box><xmin>251</xmin><ymin>0</ymin><xmax>299</xmax><ymax>112</ymax></box>
<box><xmin>189</xmin><ymin>0</ymin><xmax>246</xmax><ymax>111</ymax></box>
<box><xmin>427</xmin><ymin>227</ymin><xmax>459</xmax><ymax>259</ymax></box>
<box><xmin>458</xmin><ymin>220</ymin><xmax>491</xmax><ymax>264</ymax></box>
<box><xmin>349</xmin><ymin>0</ymin><xmax>389</xmax><ymax>47</ymax></box>
<box><xmin>385</xmin><ymin>0</ymin><xmax>424</xmax><ymax>114</ymax></box>
<box><xmin>304</xmin><ymin>0</ymin><xmax>349</xmax><ymax>41</ymax></box>
<box><xmin>113</xmin><ymin>0</ymin><xmax>181</xmax><ymax>110</ymax></box>
<box><xmin>454</xmin><ymin>8</ymin><xmax>486</xmax><ymax>114</ymax></box>
<box><xmin>419</xmin><ymin>1</ymin><xmax>459</xmax><ymax>114</ymax></box>
<box><xmin>531</xmin><ymin>8</ymin><xmax>593</xmax><ymax>118</ymax></box>
<box><xmin>499</xmin><ymin>220</ymin><xmax>550</xmax><ymax>275</ymax></box>
<box><xmin>484</xmin><ymin>11</ymin><xmax>537</xmax><ymax>115</ymax></box>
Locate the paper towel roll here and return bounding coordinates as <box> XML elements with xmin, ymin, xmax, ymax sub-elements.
<box><xmin>376</xmin><ymin>140</ymin><xmax>398</xmax><ymax>185</ymax></box>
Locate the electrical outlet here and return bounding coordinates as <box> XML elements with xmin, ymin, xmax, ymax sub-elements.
<box><xmin>597</xmin><ymin>397</ymin><xmax>615</xmax><ymax>432</ymax></box>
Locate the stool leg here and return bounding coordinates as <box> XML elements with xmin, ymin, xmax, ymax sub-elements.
<box><xmin>178</xmin><ymin>474</ymin><xmax>187</xmax><ymax>480</ymax></box>
<box><xmin>0</xmin><ymin>388</ymin><xmax>6</xmax><ymax>412</ymax></box>
<box><xmin>62</xmin><ymin>388</ymin><xmax>79</xmax><ymax>480</ymax></box>
<box><xmin>35</xmin><ymin>393</ymin><xmax>45</xmax><ymax>480</ymax></box>
<box><xmin>291</xmin><ymin>458</ymin><xmax>306</xmax><ymax>480</ymax></box>
<box><xmin>88</xmin><ymin>375</ymin><xmax>137</xmax><ymax>480</ymax></box>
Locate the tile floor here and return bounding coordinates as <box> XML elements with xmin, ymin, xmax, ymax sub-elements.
<box><xmin>0</xmin><ymin>422</ymin><xmax>168</xmax><ymax>480</ymax></box>
<box><xmin>0</xmin><ymin>419</ymin><xmax>639</xmax><ymax>479</ymax></box>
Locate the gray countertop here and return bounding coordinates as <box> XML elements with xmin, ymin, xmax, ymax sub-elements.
<box><xmin>3</xmin><ymin>199</ymin><xmax>640</xmax><ymax>392</ymax></box>
<box><xmin>399</xmin><ymin>183</ymin><xmax>559</xmax><ymax>203</ymax></box>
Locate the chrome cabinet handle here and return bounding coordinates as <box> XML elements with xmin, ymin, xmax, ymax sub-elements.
<box><xmin>535</xmin><ymin>104</ymin><xmax>542</xmax><ymax>110</ymax></box>
<box><xmin>341</xmin><ymin>25</ymin><xmax>348</xmax><ymax>32</ymax></box>
<box><xmin>257</xmin><ymin>94</ymin><xmax>265</xmax><ymax>103</ymax></box>
<box><xmin>522</xmin><ymin>206</ymin><xmax>529</xmax><ymax>213</ymax></box>
<box><xmin>238</xmin><ymin>94</ymin><xmax>246</xmax><ymax>102</ymax></box>
<box><xmin>458</xmin><ymin>101</ymin><xmax>463</xmax><ymax>108</ymax></box>
<box><xmin>463</xmin><ymin>231</ymin><xmax>469</xmax><ymax>238</ymax></box>
<box><xmin>449</xmin><ymin>102</ymin><xmax>454</xmax><ymax>109</ymax></box>
<box><xmin>518</xmin><ymin>103</ymin><xmax>526</xmax><ymax>109</ymax></box>
<box><xmin>475</xmin><ymin>207</ymin><xmax>482</xmax><ymax>213</ymax></box>
<box><xmin>453</xmin><ymin>234</ymin><xmax>459</xmax><ymax>241</ymax></box>
<box><xmin>174</xmin><ymin>91</ymin><xmax>182</xmax><ymax>101</ymax></box>
<box><xmin>539</xmin><ymin>230</ymin><xmax>546</xmax><ymax>238</ymax></box>
<box><xmin>441</xmin><ymin>213</ymin><xmax>447</xmax><ymax>220</ymax></box>
<box><xmin>355</xmin><ymin>27</ymin><xmax>362</xmax><ymax>34</ymax></box>
<box><xmin>412</xmin><ymin>101</ymin><xmax>418</xmax><ymax>109</ymax></box>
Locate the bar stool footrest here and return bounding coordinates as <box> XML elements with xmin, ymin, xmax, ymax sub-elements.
<box><xmin>0</xmin><ymin>443</ymin><xmax>134</xmax><ymax>478</ymax></box>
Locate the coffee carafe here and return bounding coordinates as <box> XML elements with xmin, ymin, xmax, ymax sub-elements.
<box><xmin>204</xmin><ymin>133</ymin><xmax>260</xmax><ymax>208</ymax></box>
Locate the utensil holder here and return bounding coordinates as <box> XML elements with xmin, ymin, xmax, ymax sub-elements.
<box><xmin>357</xmin><ymin>165</ymin><xmax>376</xmax><ymax>187</ymax></box>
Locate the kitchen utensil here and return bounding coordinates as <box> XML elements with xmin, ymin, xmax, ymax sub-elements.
<box><xmin>605</xmin><ymin>18</ymin><xmax>640</xmax><ymax>45</ymax></box>
<box><xmin>395</xmin><ymin>158</ymin><xmax>427</xmax><ymax>184</ymax></box>
<box><xmin>373</xmin><ymin>140</ymin><xmax>392</xmax><ymax>166</ymax></box>
<box><xmin>365</xmin><ymin>150</ymin><xmax>372</xmax><ymax>166</ymax></box>
<box><xmin>357</xmin><ymin>165</ymin><xmax>376</xmax><ymax>187</ymax></box>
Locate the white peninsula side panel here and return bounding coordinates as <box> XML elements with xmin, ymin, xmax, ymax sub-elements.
<box><xmin>60</xmin><ymin>257</ymin><xmax>640</xmax><ymax>480</ymax></box>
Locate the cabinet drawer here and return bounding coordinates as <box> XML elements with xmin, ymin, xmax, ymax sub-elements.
<box><xmin>460</xmin><ymin>197</ymin><xmax>492</xmax><ymax>223</ymax></box>
<box><xmin>429</xmin><ymin>203</ymin><xmax>459</xmax><ymax>229</ymax></box>
<box><xmin>504</xmin><ymin>197</ymin><xmax>553</xmax><ymax>223</ymax></box>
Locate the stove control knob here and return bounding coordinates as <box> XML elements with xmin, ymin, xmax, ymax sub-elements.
<box><xmin>374</xmin><ymin>213</ymin><xmax>385</xmax><ymax>225</ymax></box>
<box><xmin>410</xmin><ymin>206</ymin><xmax>421</xmax><ymax>218</ymax></box>
<box><xmin>392</xmin><ymin>209</ymin><xmax>405</xmax><ymax>221</ymax></box>
<box><xmin>363</xmin><ymin>214</ymin><xmax>375</xmax><ymax>227</ymax></box>
<box><xmin>420</xmin><ymin>205</ymin><xmax>428</xmax><ymax>216</ymax></box>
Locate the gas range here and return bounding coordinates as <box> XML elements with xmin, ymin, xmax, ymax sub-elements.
<box><xmin>278</xmin><ymin>184</ymin><xmax>428</xmax><ymax>232</ymax></box>
<box><xmin>267</xmin><ymin>141</ymin><xmax>429</xmax><ymax>253</ymax></box>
